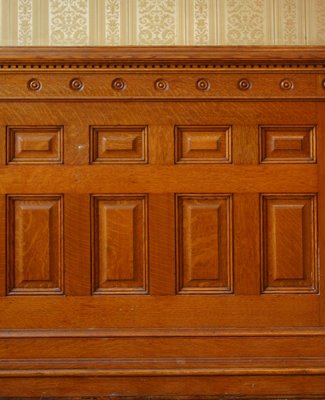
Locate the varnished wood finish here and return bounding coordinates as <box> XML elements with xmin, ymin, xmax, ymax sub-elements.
<box><xmin>92</xmin><ymin>195</ymin><xmax>148</xmax><ymax>294</ymax></box>
<box><xmin>7</xmin><ymin>126</ymin><xmax>63</xmax><ymax>164</ymax></box>
<box><xmin>6</xmin><ymin>195</ymin><xmax>63</xmax><ymax>295</ymax></box>
<box><xmin>0</xmin><ymin>46</ymin><xmax>324</xmax><ymax>399</ymax></box>
<box><xmin>175</xmin><ymin>126</ymin><xmax>232</xmax><ymax>164</ymax></box>
<box><xmin>259</xmin><ymin>125</ymin><xmax>316</xmax><ymax>164</ymax></box>
<box><xmin>261</xmin><ymin>194</ymin><xmax>318</xmax><ymax>293</ymax></box>
<box><xmin>176</xmin><ymin>194</ymin><xmax>233</xmax><ymax>294</ymax></box>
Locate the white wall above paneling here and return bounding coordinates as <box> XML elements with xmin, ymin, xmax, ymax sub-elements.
<box><xmin>0</xmin><ymin>0</ymin><xmax>324</xmax><ymax>46</ymax></box>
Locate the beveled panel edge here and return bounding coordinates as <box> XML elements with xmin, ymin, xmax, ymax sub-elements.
<box><xmin>260</xmin><ymin>193</ymin><xmax>319</xmax><ymax>295</ymax></box>
<box><xmin>90</xmin><ymin>194</ymin><xmax>149</xmax><ymax>295</ymax></box>
<box><xmin>175</xmin><ymin>193</ymin><xmax>233</xmax><ymax>295</ymax></box>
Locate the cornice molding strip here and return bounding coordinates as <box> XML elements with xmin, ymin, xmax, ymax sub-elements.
<box><xmin>0</xmin><ymin>46</ymin><xmax>324</xmax><ymax>67</ymax></box>
<box><xmin>0</xmin><ymin>47</ymin><xmax>323</xmax><ymax>100</ymax></box>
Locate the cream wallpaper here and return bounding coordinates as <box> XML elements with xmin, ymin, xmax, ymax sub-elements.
<box><xmin>0</xmin><ymin>0</ymin><xmax>324</xmax><ymax>46</ymax></box>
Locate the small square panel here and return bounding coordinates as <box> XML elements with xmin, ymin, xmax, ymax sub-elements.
<box><xmin>260</xmin><ymin>125</ymin><xmax>316</xmax><ymax>163</ymax></box>
<box><xmin>90</xmin><ymin>126</ymin><xmax>148</xmax><ymax>164</ymax></box>
<box><xmin>175</xmin><ymin>125</ymin><xmax>232</xmax><ymax>163</ymax></box>
<box><xmin>7</xmin><ymin>126</ymin><xmax>63</xmax><ymax>164</ymax></box>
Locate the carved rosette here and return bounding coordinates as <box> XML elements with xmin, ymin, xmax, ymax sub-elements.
<box><xmin>154</xmin><ymin>79</ymin><xmax>169</xmax><ymax>91</ymax></box>
<box><xmin>280</xmin><ymin>79</ymin><xmax>294</xmax><ymax>90</ymax></box>
<box><xmin>27</xmin><ymin>78</ymin><xmax>42</xmax><ymax>91</ymax></box>
<box><xmin>70</xmin><ymin>78</ymin><xmax>84</xmax><ymax>91</ymax></box>
<box><xmin>196</xmin><ymin>78</ymin><xmax>211</xmax><ymax>91</ymax></box>
<box><xmin>238</xmin><ymin>78</ymin><xmax>252</xmax><ymax>90</ymax></box>
<box><xmin>112</xmin><ymin>78</ymin><xmax>126</xmax><ymax>91</ymax></box>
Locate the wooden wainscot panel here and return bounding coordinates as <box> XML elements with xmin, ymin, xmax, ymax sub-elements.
<box><xmin>6</xmin><ymin>195</ymin><xmax>63</xmax><ymax>295</ymax></box>
<box><xmin>92</xmin><ymin>195</ymin><xmax>148</xmax><ymax>294</ymax></box>
<box><xmin>259</xmin><ymin>125</ymin><xmax>316</xmax><ymax>163</ymax></box>
<box><xmin>176</xmin><ymin>194</ymin><xmax>233</xmax><ymax>294</ymax></box>
<box><xmin>175</xmin><ymin>126</ymin><xmax>232</xmax><ymax>164</ymax></box>
<box><xmin>0</xmin><ymin>46</ymin><xmax>324</xmax><ymax>398</ymax></box>
<box><xmin>7</xmin><ymin>126</ymin><xmax>63</xmax><ymax>164</ymax></box>
<box><xmin>261</xmin><ymin>194</ymin><xmax>318</xmax><ymax>293</ymax></box>
<box><xmin>90</xmin><ymin>126</ymin><xmax>148</xmax><ymax>164</ymax></box>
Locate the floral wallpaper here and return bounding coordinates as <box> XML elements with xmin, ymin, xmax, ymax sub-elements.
<box><xmin>0</xmin><ymin>0</ymin><xmax>324</xmax><ymax>46</ymax></box>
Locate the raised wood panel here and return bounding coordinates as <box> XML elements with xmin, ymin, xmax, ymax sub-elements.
<box><xmin>6</xmin><ymin>126</ymin><xmax>63</xmax><ymax>164</ymax></box>
<box><xmin>176</xmin><ymin>194</ymin><xmax>233</xmax><ymax>294</ymax></box>
<box><xmin>92</xmin><ymin>195</ymin><xmax>148</xmax><ymax>294</ymax></box>
<box><xmin>260</xmin><ymin>125</ymin><xmax>316</xmax><ymax>163</ymax></box>
<box><xmin>90</xmin><ymin>126</ymin><xmax>147</xmax><ymax>164</ymax></box>
<box><xmin>6</xmin><ymin>195</ymin><xmax>63</xmax><ymax>295</ymax></box>
<box><xmin>261</xmin><ymin>194</ymin><xmax>318</xmax><ymax>293</ymax></box>
<box><xmin>175</xmin><ymin>126</ymin><xmax>232</xmax><ymax>163</ymax></box>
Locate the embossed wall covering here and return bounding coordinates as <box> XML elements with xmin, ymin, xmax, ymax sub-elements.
<box><xmin>0</xmin><ymin>0</ymin><xmax>324</xmax><ymax>45</ymax></box>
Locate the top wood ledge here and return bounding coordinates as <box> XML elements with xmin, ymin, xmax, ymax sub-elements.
<box><xmin>0</xmin><ymin>46</ymin><xmax>325</xmax><ymax>69</ymax></box>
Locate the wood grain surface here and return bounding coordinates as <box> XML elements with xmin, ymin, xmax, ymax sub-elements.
<box><xmin>0</xmin><ymin>46</ymin><xmax>324</xmax><ymax>399</ymax></box>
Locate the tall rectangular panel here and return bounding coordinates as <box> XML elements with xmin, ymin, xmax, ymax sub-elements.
<box><xmin>261</xmin><ymin>194</ymin><xmax>318</xmax><ymax>293</ymax></box>
<box><xmin>176</xmin><ymin>194</ymin><xmax>233</xmax><ymax>294</ymax></box>
<box><xmin>92</xmin><ymin>195</ymin><xmax>148</xmax><ymax>294</ymax></box>
<box><xmin>7</xmin><ymin>195</ymin><xmax>63</xmax><ymax>295</ymax></box>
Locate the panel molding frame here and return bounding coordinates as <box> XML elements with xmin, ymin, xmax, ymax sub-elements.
<box><xmin>176</xmin><ymin>193</ymin><xmax>233</xmax><ymax>295</ymax></box>
<box><xmin>6</xmin><ymin>125</ymin><xmax>64</xmax><ymax>165</ymax></box>
<box><xmin>90</xmin><ymin>125</ymin><xmax>148</xmax><ymax>164</ymax></box>
<box><xmin>260</xmin><ymin>193</ymin><xmax>319</xmax><ymax>294</ymax></box>
<box><xmin>259</xmin><ymin>125</ymin><xmax>317</xmax><ymax>164</ymax></box>
<box><xmin>175</xmin><ymin>125</ymin><xmax>232</xmax><ymax>164</ymax></box>
<box><xmin>6</xmin><ymin>194</ymin><xmax>64</xmax><ymax>296</ymax></box>
<box><xmin>91</xmin><ymin>194</ymin><xmax>149</xmax><ymax>295</ymax></box>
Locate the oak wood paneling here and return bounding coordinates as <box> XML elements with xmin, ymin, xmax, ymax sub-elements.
<box><xmin>176</xmin><ymin>194</ymin><xmax>233</xmax><ymax>294</ymax></box>
<box><xmin>6</xmin><ymin>195</ymin><xmax>63</xmax><ymax>295</ymax></box>
<box><xmin>6</xmin><ymin>125</ymin><xmax>63</xmax><ymax>164</ymax></box>
<box><xmin>90</xmin><ymin>125</ymin><xmax>148</xmax><ymax>164</ymax></box>
<box><xmin>261</xmin><ymin>194</ymin><xmax>318</xmax><ymax>293</ymax></box>
<box><xmin>92</xmin><ymin>195</ymin><xmax>148</xmax><ymax>294</ymax></box>
<box><xmin>175</xmin><ymin>125</ymin><xmax>232</xmax><ymax>163</ymax></box>
<box><xmin>260</xmin><ymin>125</ymin><xmax>316</xmax><ymax>163</ymax></box>
<box><xmin>0</xmin><ymin>47</ymin><xmax>323</xmax><ymax>398</ymax></box>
